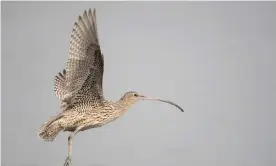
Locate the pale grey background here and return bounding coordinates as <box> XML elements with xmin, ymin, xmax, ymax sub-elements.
<box><xmin>2</xmin><ymin>1</ymin><xmax>276</xmax><ymax>166</ymax></box>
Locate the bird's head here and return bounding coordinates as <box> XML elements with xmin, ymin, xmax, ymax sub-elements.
<box><xmin>120</xmin><ymin>91</ymin><xmax>184</xmax><ymax>112</ymax></box>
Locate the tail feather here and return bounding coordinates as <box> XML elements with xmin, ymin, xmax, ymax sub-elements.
<box><xmin>38</xmin><ymin>115</ymin><xmax>63</xmax><ymax>141</ymax></box>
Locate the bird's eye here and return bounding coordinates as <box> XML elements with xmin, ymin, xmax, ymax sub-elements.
<box><xmin>134</xmin><ymin>93</ymin><xmax>138</xmax><ymax>97</ymax></box>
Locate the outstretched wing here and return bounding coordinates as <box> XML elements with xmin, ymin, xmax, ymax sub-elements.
<box><xmin>61</xmin><ymin>8</ymin><xmax>104</xmax><ymax>108</ymax></box>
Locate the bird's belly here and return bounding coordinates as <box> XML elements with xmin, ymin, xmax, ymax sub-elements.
<box><xmin>80</xmin><ymin>124</ymin><xmax>101</xmax><ymax>131</ymax></box>
<box><xmin>61</xmin><ymin>110</ymin><xmax>121</xmax><ymax>131</ymax></box>
<box><xmin>81</xmin><ymin>115</ymin><xmax>119</xmax><ymax>131</ymax></box>
<box><xmin>63</xmin><ymin>121</ymin><xmax>104</xmax><ymax>132</ymax></box>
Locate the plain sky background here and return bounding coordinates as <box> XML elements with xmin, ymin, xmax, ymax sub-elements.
<box><xmin>2</xmin><ymin>1</ymin><xmax>276</xmax><ymax>166</ymax></box>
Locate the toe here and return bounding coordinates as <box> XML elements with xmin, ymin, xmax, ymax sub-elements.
<box><xmin>63</xmin><ymin>157</ymin><xmax>71</xmax><ymax>166</ymax></box>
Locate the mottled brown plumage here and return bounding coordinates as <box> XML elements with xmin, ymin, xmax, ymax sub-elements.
<box><xmin>38</xmin><ymin>8</ymin><xmax>183</xmax><ymax>166</ymax></box>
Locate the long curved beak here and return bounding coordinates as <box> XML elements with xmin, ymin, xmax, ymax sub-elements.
<box><xmin>140</xmin><ymin>95</ymin><xmax>184</xmax><ymax>112</ymax></box>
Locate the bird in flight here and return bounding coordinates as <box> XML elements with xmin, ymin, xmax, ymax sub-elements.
<box><xmin>38</xmin><ymin>8</ymin><xmax>184</xmax><ymax>166</ymax></box>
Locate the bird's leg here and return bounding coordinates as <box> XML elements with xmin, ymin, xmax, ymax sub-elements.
<box><xmin>63</xmin><ymin>126</ymin><xmax>84</xmax><ymax>166</ymax></box>
<box><xmin>64</xmin><ymin>135</ymin><xmax>73</xmax><ymax>166</ymax></box>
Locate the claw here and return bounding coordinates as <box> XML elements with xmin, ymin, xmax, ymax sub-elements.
<box><xmin>63</xmin><ymin>156</ymin><xmax>71</xmax><ymax>166</ymax></box>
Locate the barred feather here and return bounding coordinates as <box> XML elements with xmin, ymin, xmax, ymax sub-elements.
<box><xmin>54</xmin><ymin>69</ymin><xmax>66</xmax><ymax>100</ymax></box>
<box><xmin>62</xmin><ymin>8</ymin><xmax>104</xmax><ymax>109</ymax></box>
<box><xmin>51</xmin><ymin>9</ymin><xmax>104</xmax><ymax>112</ymax></box>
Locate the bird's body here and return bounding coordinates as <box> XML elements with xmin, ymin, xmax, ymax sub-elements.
<box><xmin>39</xmin><ymin>98</ymin><xmax>134</xmax><ymax>141</ymax></box>
<box><xmin>38</xmin><ymin>8</ymin><xmax>183</xmax><ymax>166</ymax></box>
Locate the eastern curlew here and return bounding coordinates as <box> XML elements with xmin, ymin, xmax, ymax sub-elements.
<box><xmin>38</xmin><ymin>8</ymin><xmax>184</xmax><ymax>166</ymax></box>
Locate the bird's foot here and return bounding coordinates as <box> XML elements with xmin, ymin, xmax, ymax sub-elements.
<box><xmin>63</xmin><ymin>156</ymin><xmax>71</xmax><ymax>166</ymax></box>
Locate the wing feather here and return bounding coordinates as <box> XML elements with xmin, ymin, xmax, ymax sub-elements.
<box><xmin>54</xmin><ymin>69</ymin><xmax>66</xmax><ymax>100</ymax></box>
<box><xmin>54</xmin><ymin>9</ymin><xmax>104</xmax><ymax>110</ymax></box>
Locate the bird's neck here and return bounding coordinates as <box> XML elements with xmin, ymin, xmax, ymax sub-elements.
<box><xmin>116</xmin><ymin>99</ymin><xmax>136</xmax><ymax>111</ymax></box>
<box><xmin>101</xmin><ymin>99</ymin><xmax>136</xmax><ymax>125</ymax></box>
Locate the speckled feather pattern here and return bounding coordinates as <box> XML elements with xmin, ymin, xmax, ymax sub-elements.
<box><xmin>38</xmin><ymin>9</ymin><xmax>184</xmax><ymax>166</ymax></box>
<box><xmin>62</xmin><ymin>8</ymin><xmax>104</xmax><ymax>109</ymax></box>
<box><xmin>38</xmin><ymin>9</ymin><xmax>138</xmax><ymax>142</ymax></box>
<box><xmin>39</xmin><ymin>95</ymin><xmax>137</xmax><ymax>141</ymax></box>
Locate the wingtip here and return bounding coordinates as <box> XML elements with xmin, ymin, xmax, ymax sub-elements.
<box><xmin>88</xmin><ymin>8</ymin><xmax>96</xmax><ymax>15</ymax></box>
<box><xmin>93</xmin><ymin>9</ymin><xmax>97</xmax><ymax>17</ymax></box>
<box><xmin>83</xmin><ymin>10</ymin><xmax>88</xmax><ymax>17</ymax></box>
<box><xmin>81</xmin><ymin>8</ymin><xmax>96</xmax><ymax>18</ymax></box>
<box><xmin>78</xmin><ymin>15</ymin><xmax>82</xmax><ymax>21</ymax></box>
